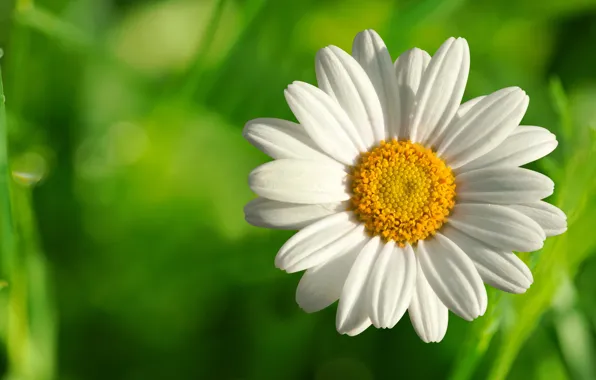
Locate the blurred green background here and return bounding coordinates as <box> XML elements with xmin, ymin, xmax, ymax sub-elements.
<box><xmin>0</xmin><ymin>0</ymin><xmax>596</xmax><ymax>379</ymax></box>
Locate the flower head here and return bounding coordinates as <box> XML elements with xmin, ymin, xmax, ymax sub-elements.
<box><xmin>243</xmin><ymin>30</ymin><xmax>566</xmax><ymax>342</ymax></box>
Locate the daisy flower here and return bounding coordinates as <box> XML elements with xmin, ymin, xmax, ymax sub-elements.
<box><xmin>243</xmin><ymin>30</ymin><xmax>567</xmax><ymax>342</ymax></box>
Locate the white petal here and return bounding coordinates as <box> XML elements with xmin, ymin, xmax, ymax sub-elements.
<box><xmin>394</xmin><ymin>48</ymin><xmax>431</xmax><ymax>139</ymax></box>
<box><xmin>438</xmin><ymin>87</ymin><xmax>529</xmax><ymax>169</ymax></box>
<box><xmin>243</xmin><ymin>118</ymin><xmax>336</xmax><ymax>162</ymax></box>
<box><xmin>248</xmin><ymin>159</ymin><xmax>349</xmax><ymax>204</ymax></box>
<box><xmin>316</xmin><ymin>45</ymin><xmax>385</xmax><ymax>146</ymax></box>
<box><xmin>428</xmin><ymin>95</ymin><xmax>486</xmax><ymax>147</ymax></box>
<box><xmin>367</xmin><ymin>242</ymin><xmax>417</xmax><ymax>328</ymax></box>
<box><xmin>456</xmin><ymin>167</ymin><xmax>554</xmax><ymax>204</ymax></box>
<box><xmin>336</xmin><ymin>236</ymin><xmax>382</xmax><ymax>335</ymax></box>
<box><xmin>285</xmin><ymin>81</ymin><xmax>360</xmax><ymax>165</ymax></box>
<box><xmin>418</xmin><ymin>233</ymin><xmax>487</xmax><ymax>321</ymax></box>
<box><xmin>275</xmin><ymin>212</ymin><xmax>367</xmax><ymax>273</ymax></box>
<box><xmin>442</xmin><ymin>225</ymin><xmax>533</xmax><ymax>294</ymax></box>
<box><xmin>410</xmin><ymin>38</ymin><xmax>470</xmax><ymax>144</ymax></box>
<box><xmin>448</xmin><ymin>204</ymin><xmax>546</xmax><ymax>252</ymax></box>
<box><xmin>296</xmin><ymin>237</ymin><xmax>367</xmax><ymax>313</ymax></box>
<box><xmin>408</xmin><ymin>259</ymin><xmax>448</xmax><ymax>343</ymax></box>
<box><xmin>352</xmin><ymin>29</ymin><xmax>401</xmax><ymax>139</ymax></box>
<box><xmin>456</xmin><ymin>96</ymin><xmax>486</xmax><ymax>117</ymax></box>
<box><xmin>343</xmin><ymin>318</ymin><xmax>373</xmax><ymax>337</ymax></box>
<box><xmin>457</xmin><ymin>126</ymin><xmax>558</xmax><ymax>173</ymax></box>
<box><xmin>244</xmin><ymin>198</ymin><xmax>348</xmax><ymax>230</ymax></box>
<box><xmin>509</xmin><ymin>202</ymin><xmax>567</xmax><ymax>237</ymax></box>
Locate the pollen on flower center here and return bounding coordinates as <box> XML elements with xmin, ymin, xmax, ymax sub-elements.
<box><xmin>350</xmin><ymin>139</ymin><xmax>456</xmax><ymax>246</ymax></box>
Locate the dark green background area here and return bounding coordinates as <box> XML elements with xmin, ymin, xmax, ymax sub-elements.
<box><xmin>0</xmin><ymin>0</ymin><xmax>595</xmax><ymax>379</ymax></box>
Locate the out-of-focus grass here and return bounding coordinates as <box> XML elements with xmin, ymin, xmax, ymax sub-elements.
<box><xmin>552</xmin><ymin>278</ymin><xmax>596</xmax><ymax>380</ymax></box>
<box><xmin>486</xmin><ymin>82</ymin><xmax>596</xmax><ymax>380</ymax></box>
<box><xmin>0</xmin><ymin>64</ymin><xmax>15</xmax><ymax>281</ymax></box>
<box><xmin>451</xmin><ymin>78</ymin><xmax>596</xmax><ymax>380</ymax></box>
<box><xmin>1</xmin><ymin>55</ymin><xmax>55</xmax><ymax>380</ymax></box>
<box><xmin>0</xmin><ymin>64</ymin><xmax>20</xmax><ymax>378</ymax></box>
<box><xmin>1</xmin><ymin>0</ymin><xmax>596</xmax><ymax>379</ymax></box>
<box><xmin>14</xmin><ymin>5</ymin><xmax>90</xmax><ymax>50</ymax></box>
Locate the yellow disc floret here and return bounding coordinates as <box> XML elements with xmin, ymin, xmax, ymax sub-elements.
<box><xmin>350</xmin><ymin>139</ymin><xmax>456</xmax><ymax>246</ymax></box>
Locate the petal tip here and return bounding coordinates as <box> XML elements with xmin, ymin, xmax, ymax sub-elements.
<box><xmin>355</xmin><ymin>28</ymin><xmax>379</xmax><ymax>40</ymax></box>
<box><xmin>288</xmin><ymin>80</ymin><xmax>309</xmax><ymax>91</ymax></box>
<box><xmin>274</xmin><ymin>258</ymin><xmax>285</xmax><ymax>270</ymax></box>
<box><xmin>283</xmin><ymin>87</ymin><xmax>292</xmax><ymax>99</ymax></box>
<box><xmin>546</xmin><ymin>227</ymin><xmax>568</xmax><ymax>236</ymax></box>
<box><xmin>420</xmin><ymin>332</ymin><xmax>446</xmax><ymax>344</ymax></box>
<box><xmin>317</xmin><ymin>46</ymin><xmax>332</xmax><ymax>58</ymax></box>
<box><xmin>242</xmin><ymin>120</ymin><xmax>258</xmax><ymax>140</ymax></box>
<box><xmin>455</xmin><ymin>37</ymin><xmax>469</xmax><ymax>46</ymax></box>
<box><xmin>501</xmin><ymin>86</ymin><xmax>524</xmax><ymax>97</ymax></box>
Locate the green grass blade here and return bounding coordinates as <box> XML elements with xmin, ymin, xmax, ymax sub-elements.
<box><xmin>15</xmin><ymin>5</ymin><xmax>92</xmax><ymax>50</ymax></box>
<box><xmin>486</xmin><ymin>82</ymin><xmax>596</xmax><ymax>380</ymax></box>
<box><xmin>192</xmin><ymin>0</ymin><xmax>269</xmax><ymax>103</ymax></box>
<box><xmin>449</xmin><ymin>289</ymin><xmax>503</xmax><ymax>380</ymax></box>
<box><xmin>0</xmin><ymin>64</ymin><xmax>15</xmax><ymax>279</ymax></box>
<box><xmin>177</xmin><ymin>0</ymin><xmax>227</xmax><ymax>100</ymax></box>
<box><xmin>9</xmin><ymin>185</ymin><xmax>57</xmax><ymax>380</ymax></box>
<box><xmin>552</xmin><ymin>278</ymin><xmax>596</xmax><ymax>380</ymax></box>
<box><xmin>549</xmin><ymin>77</ymin><xmax>573</xmax><ymax>144</ymax></box>
<box><xmin>0</xmin><ymin>60</ymin><xmax>56</xmax><ymax>380</ymax></box>
<box><xmin>487</xmin><ymin>236</ymin><xmax>568</xmax><ymax>380</ymax></box>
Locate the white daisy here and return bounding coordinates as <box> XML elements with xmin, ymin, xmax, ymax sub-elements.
<box><xmin>243</xmin><ymin>29</ymin><xmax>567</xmax><ymax>342</ymax></box>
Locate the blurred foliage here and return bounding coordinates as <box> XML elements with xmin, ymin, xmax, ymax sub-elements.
<box><xmin>0</xmin><ymin>0</ymin><xmax>595</xmax><ymax>379</ymax></box>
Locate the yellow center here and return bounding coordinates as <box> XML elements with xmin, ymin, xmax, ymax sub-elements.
<box><xmin>350</xmin><ymin>139</ymin><xmax>456</xmax><ymax>246</ymax></box>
